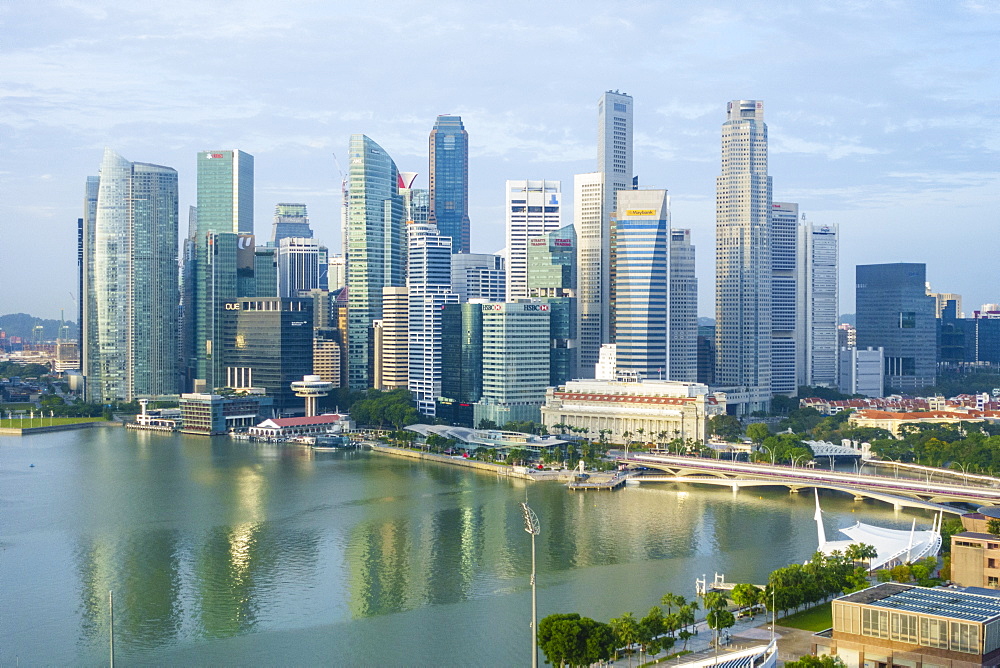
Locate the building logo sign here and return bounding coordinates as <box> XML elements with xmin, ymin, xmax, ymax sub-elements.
<box><xmin>626</xmin><ymin>209</ymin><xmax>656</xmax><ymax>217</ymax></box>
<box><xmin>224</xmin><ymin>302</ymin><xmax>241</xmax><ymax>310</ymax></box>
<box><xmin>206</xmin><ymin>153</ymin><xmax>224</xmax><ymax>159</ymax></box>
<box><xmin>554</xmin><ymin>238</ymin><xmax>571</xmax><ymax>247</ymax></box>
<box><xmin>530</xmin><ymin>238</ymin><xmax>546</xmax><ymax>246</ymax></box>
<box><xmin>523</xmin><ymin>304</ymin><xmax>550</xmax><ymax>312</ymax></box>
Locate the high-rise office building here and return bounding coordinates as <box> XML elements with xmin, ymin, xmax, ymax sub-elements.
<box><xmin>440</xmin><ymin>302</ymin><xmax>485</xmax><ymax>405</ymax></box>
<box><xmin>191</xmin><ymin>150</ymin><xmax>254</xmax><ymax>391</ymax></box>
<box><xmin>346</xmin><ymin>135</ymin><xmax>405</xmax><ymax>389</ymax></box>
<box><xmin>80</xmin><ymin>176</ymin><xmax>99</xmax><ymax>382</ymax></box>
<box><xmin>577</xmin><ymin>91</ymin><xmax>634</xmax><ymax>378</ymax></box>
<box><xmin>428</xmin><ymin>115</ymin><xmax>470</xmax><ymax>254</ymax></box>
<box><xmin>610</xmin><ymin>190</ymin><xmax>671</xmax><ymax>380</ymax></box>
<box><xmin>598</xmin><ymin>91</ymin><xmax>634</xmax><ymax>218</ymax></box>
<box><xmin>451</xmin><ymin>253</ymin><xmax>505</xmax><ymax>302</ymax></box>
<box><xmin>277</xmin><ymin>237</ymin><xmax>327</xmax><ymax>297</ymax></box>
<box><xmin>473</xmin><ymin>302</ymin><xmax>551</xmax><ymax>428</ymax></box>
<box><xmin>575</xmin><ymin>171</ymin><xmax>606</xmax><ymax>376</ymax></box>
<box><xmin>270</xmin><ymin>203</ymin><xmax>312</xmax><ymax>245</ymax></box>
<box><xmin>715</xmin><ymin>100</ymin><xmax>772</xmax><ymax>413</ymax></box>
<box><xmin>669</xmin><ymin>229</ymin><xmax>698</xmax><ymax>382</ymax></box>
<box><xmin>505</xmin><ymin>179</ymin><xmax>562</xmax><ymax>300</ymax></box>
<box><xmin>407</xmin><ymin>221</ymin><xmax>458</xmax><ymax>415</ymax></box>
<box><xmin>372</xmin><ymin>287</ymin><xmax>409</xmax><ymax>391</ymax></box>
<box><xmin>527</xmin><ymin>223</ymin><xmax>577</xmax><ymax>385</ymax></box>
<box><xmin>927</xmin><ymin>286</ymin><xmax>963</xmax><ymax>319</ymax></box>
<box><xmin>224</xmin><ymin>297</ymin><xmax>313</xmax><ymax>412</ymax></box>
<box><xmin>253</xmin><ymin>246</ymin><xmax>278</xmax><ymax>297</ymax></box>
<box><xmin>856</xmin><ymin>263</ymin><xmax>937</xmax><ymax>392</ymax></box>
<box><xmin>83</xmin><ymin>149</ymin><xmax>178</xmax><ymax>402</ymax></box>
<box><xmin>797</xmin><ymin>222</ymin><xmax>839</xmax><ymax>388</ymax></box>
<box><xmin>771</xmin><ymin>202</ymin><xmax>799</xmax><ymax>396</ymax></box>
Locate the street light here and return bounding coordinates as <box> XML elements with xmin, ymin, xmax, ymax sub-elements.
<box><xmin>760</xmin><ymin>445</ymin><xmax>775</xmax><ymax>465</ymax></box>
<box><xmin>521</xmin><ymin>501</ymin><xmax>540</xmax><ymax>668</ymax></box>
<box><xmin>792</xmin><ymin>454</ymin><xmax>808</xmax><ymax>469</ymax></box>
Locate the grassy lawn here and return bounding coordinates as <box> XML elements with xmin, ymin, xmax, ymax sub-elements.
<box><xmin>777</xmin><ymin>601</ymin><xmax>832</xmax><ymax>631</ymax></box>
<box><xmin>0</xmin><ymin>417</ymin><xmax>103</xmax><ymax>428</ymax></box>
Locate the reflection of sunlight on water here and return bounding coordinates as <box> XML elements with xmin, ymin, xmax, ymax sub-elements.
<box><xmin>229</xmin><ymin>522</ymin><xmax>256</xmax><ymax>577</ymax></box>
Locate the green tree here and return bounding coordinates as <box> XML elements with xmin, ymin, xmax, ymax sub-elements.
<box><xmin>988</xmin><ymin>519</ymin><xmax>1000</xmax><ymax>538</ymax></box>
<box><xmin>706</xmin><ymin>607</ymin><xmax>735</xmax><ymax>648</ymax></box>
<box><xmin>730</xmin><ymin>583</ymin><xmax>763</xmax><ymax>619</ymax></box>
<box><xmin>746</xmin><ymin>422</ymin><xmax>770</xmax><ymax>445</ymax></box>
<box><xmin>783</xmin><ymin>655</ymin><xmax>846</xmax><ymax>668</ymax></box>
<box><xmin>610</xmin><ymin>612</ymin><xmax>641</xmax><ymax>667</ymax></box>
<box><xmin>638</xmin><ymin>606</ymin><xmax>673</xmax><ymax>662</ymax></box>
<box><xmin>708</xmin><ymin>415</ymin><xmax>743</xmax><ymax>442</ymax></box>
<box><xmin>538</xmin><ymin>613</ymin><xmax>614</xmax><ymax>667</ymax></box>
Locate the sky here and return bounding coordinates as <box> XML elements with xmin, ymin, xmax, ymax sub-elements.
<box><xmin>1</xmin><ymin>0</ymin><xmax>997</xmax><ymax>321</ymax></box>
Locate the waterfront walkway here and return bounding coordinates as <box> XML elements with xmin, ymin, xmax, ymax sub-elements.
<box><xmin>604</xmin><ymin>614</ymin><xmax>811</xmax><ymax>666</ymax></box>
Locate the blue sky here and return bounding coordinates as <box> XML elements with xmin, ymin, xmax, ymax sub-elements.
<box><xmin>1</xmin><ymin>0</ymin><xmax>997</xmax><ymax>319</ymax></box>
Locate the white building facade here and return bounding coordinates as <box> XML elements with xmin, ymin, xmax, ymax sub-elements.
<box><xmin>541</xmin><ymin>379</ymin><xmax>726</xmax><ymax>444</ymax></box>
<box><xmin>407</xmin><ymin>222</ymin><xmax>458</xmax><ymax>415</ymax></box>
<box><xmin>670</xmin><ymin>228</ymin><xmax>698</xmax><ymax>382</ymax></box>
<box><xmin>715</xmin><ymin>100</ymin><xmax>773</xmax><ymax>413</ymax></box>
<box><xmin>505</xmin><ymin>180</ymin><xmax>562</xmax><ymax>300</ymax></box>
<box><xmin>797</xmin><ymin>222</ymin><xmax>839</xmax><ymax>388</ymax></box>
<box><xmin>771</xmin><ymin>202</ymin><xmax>798</xmax><ymax>396</ymax></box>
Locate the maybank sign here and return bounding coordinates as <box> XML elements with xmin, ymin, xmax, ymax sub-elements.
<box><xmin>626</xmin><ymin>209</ymin><xmax>658</xmax><ymax>217</ymax></box>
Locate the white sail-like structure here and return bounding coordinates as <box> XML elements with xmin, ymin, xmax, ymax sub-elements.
<box><xmin>815</xmin><ymin>490</ymin><xmax>942</xmax><ymax>570</ymax></box>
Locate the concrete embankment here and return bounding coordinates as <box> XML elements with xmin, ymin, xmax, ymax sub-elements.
<box><xmin>0</xmin><ymin>421</ymin><xmax>120</xmax><ymax>436</ymax></box>
<box><xmin>367</xmin><ymin>443</ymin><xmax>578</xmax><ymax>483</ymax></box>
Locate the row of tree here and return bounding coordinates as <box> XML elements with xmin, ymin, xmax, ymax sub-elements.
<box><xmin>537</xmin><ymin>592</ymin><xmax>702</xmax><ymax>667</ymax></box>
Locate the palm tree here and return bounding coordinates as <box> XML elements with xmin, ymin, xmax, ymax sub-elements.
<box><xmin>610</xmin><ymin>612</ymin><xmax>640</xmax><ymax>668</ymax></box>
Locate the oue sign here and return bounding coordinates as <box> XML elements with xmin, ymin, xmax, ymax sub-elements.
<box><xmin>224</xmin><ymin>302</ymin><xmax>241</xmax><ymax>311</ymax></box>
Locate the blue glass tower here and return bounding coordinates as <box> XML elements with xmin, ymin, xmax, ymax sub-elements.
<box><xmin>428</xmin><ymin>115</ymin><xmax>470</xmax><ymax>254</ymax></box>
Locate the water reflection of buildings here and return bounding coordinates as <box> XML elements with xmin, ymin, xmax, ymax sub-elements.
<box><xmin>74</xmin><ymin>450</ymin><xmax>321</xmax><ymax>649</ymax></box>
<box><xmin>76</xmin><ymin>531</ymin><xmax>183</xmax><ymax>650</ymax></box>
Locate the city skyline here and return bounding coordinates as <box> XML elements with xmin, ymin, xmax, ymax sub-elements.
<box><xmin>1</xmin><ymin>2</ymin><xmax>997</xmax><ymax>319</ymax></box>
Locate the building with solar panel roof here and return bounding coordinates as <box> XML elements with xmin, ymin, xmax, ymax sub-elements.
<box><xmin>814</xmin><ymin>582</ymin><xmax>1000</xmax><ymax>667</ymax></box>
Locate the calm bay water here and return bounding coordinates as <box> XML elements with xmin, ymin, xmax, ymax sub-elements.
<box><xmin>0</xmin><ymin>428</ymin><xmax>935</xmax><ymax>665</ymax></box>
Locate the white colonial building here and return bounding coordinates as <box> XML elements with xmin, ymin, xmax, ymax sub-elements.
<box><xmin>540</xmin><ymin>379</ymin><xmax>726</xmax><ymax>444</ymax></box>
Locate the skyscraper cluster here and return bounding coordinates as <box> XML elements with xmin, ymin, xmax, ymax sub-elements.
<box><xmin>80</xmin><ymin>95</ymin><xmax>848</xmax><ymax>424</ymax></box>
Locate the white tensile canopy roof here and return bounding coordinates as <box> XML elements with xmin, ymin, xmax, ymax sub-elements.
<box><xmin>814</xmin><ymin>490</ymin><xmax>942</xmax><ymax>570</ymax></box>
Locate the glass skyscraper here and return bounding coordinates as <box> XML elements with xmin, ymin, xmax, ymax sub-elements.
<box><xmin>270</xmin><ymin>203</ymin><xmax>312</xmax><ymax>245</ymax></box>
<box><xmin>83</xmin><ymin>149</ymin><xmax>178</xmax><ymax>401</ymax></box>
<box><xmin>428</xmin><ymin>115</ymin><xmax>470</xmax><ymax>254</ymax></box>
<box><xmin>346</xmin><ymin>134</ymin><xmax>405</xmax><ymax>389</ymax></box>
<box><xmin>856</xmin><ymin>263</ymin><xmax>936</xmax><ymax>391</ymax></box>
<box><xmin>190</xmin><ymin>150</ymin><xmax>254</xmax><ymax>392</ymax></box>
<box><xmin>527</xmin><ymin>223</ymin><xmax>577</xmax><ymax>385</ymax></box>
<box><xmin>610</xmin><ymin>190</ymin><xmax>670</xmax><ymax>379</ymax></box>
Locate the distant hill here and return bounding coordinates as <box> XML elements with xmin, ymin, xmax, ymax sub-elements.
<box><xmin>0</xmin><ymin>313</ymin><xmax>79</xmax><ymax>341</ymax></box>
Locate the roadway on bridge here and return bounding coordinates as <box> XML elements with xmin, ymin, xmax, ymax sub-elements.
<box><xmin>621</xmin><ymin>453</ymin><xmax>1000</xmax><ymax>514</ymax></box>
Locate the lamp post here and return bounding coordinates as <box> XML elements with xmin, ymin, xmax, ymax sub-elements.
<box><xmin>792</xmin><ymin>454</ymin><xmax>807</xmax><ymax>469</ymax></box>
<box><xmin>521</xmin><ymin>501</ymin><xmax>540</xmax><ymax>668</ymax></box>
<box><xmin>760</xmin><ymin>444</ymin><xmax>775</xmax><ymax>465</ymax></box>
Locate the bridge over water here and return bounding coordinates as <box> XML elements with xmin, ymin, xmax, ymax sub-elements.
<box><xmin>621</xmin><ymin>453</ymin><xmax>1000</xmax><ymax>515</ymax></box>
